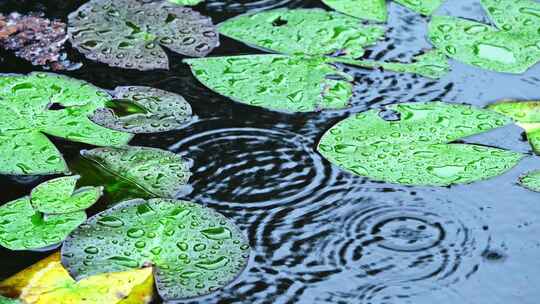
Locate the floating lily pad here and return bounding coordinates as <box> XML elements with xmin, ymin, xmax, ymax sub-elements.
<box><xmin>318</xmin><ymin>102</ymin><xmax>523</xmax><ymax>186</ymax></box>
<box><xmin>428</xmin><ymin>15</ymin><xmax>540</xmax><ymax>73</ymax></box>
<box><xmin>322</xmin><ymin>0</ymin><xmax>442</xmax><ymax>21</ymax></box>
<box><xmin>0</xmin><ymin>72</ymin><xmax>132</xmax><ymax>175</ymax></box>
<box><xmin>62</xmin><ymin>198</ymin><xmax>250</xmax><ymax>301</ymax></box>
<box><xmin>322</xmin><ymin>0</ymin><xmax>387</xmax><ymax>22</ymax></box>
<box><xmin>185</xmin><ymin>54</ymin><xmax>353</xmax><ymax>112</ymax></box>
<box><xmin>81</xmin><ymin>146</ymin><xmax>191</xmax><ymax>198</ymax></box>
<box><xmin>481</xmin><ymin>0</ymin><xmax>540</xmax><ymax>35</ymax></box>
<box><xmin>68</xmin><ymin>0</ymin><xmax>219</xmax><ymax>70</ymax></box>
<box><xmin>31</xmin><ymin>176</ymin><xmax>102</xmax><ymax>214</ymax></box>
<box><xmin>219</xmin><ymin>9</ymin><xmax>384</xmax><ymax>58</ymax></box>
<box><xmin>487</xmin><ymin>100</ymin><xmax>540</xmax><ymax>154</ymax></box>
<box><xmin>0</xmin><ymin>177</ymin><xmax>102</xmax><ymax>250</ymax></box>
<box><xmin>0</xmin><ymin>252</ymin><xmax>154</xmax><ymax>304</ymax></box>
<box><xmin>91</xmin><ymin>86</ymin><xmax>193</xmax><ymax>133</ymax></box>
<box><xmin>519</xmin><ymin>170</ymin><xmax>540</xmax><ymax>192</ymax></box>
<box><xmin>169</xmin><ymin>0</ymin><xmax>203</xmax><ymax>5</ymax></box>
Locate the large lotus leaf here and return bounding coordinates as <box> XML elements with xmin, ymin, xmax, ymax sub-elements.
<box><xmin>185</xmin><ymin>54</ymin><xmax>353</xmax><ymax>112</ymax></box>
<box><xmin>519</xmin><ymin>170</ymin><xmax>540</xmax><ymax>192</ymax></box>
<box><xmin>30</xmin><ymin>176</ymin><xmax>103</xmax><ymax>214</ymax></box>
<box><xmin>61</xmin><ymin>198</ymin><xmax>250</xmax><ymax>301</ymax></box>
<box><xmin>481</xmin><ymin>0</ymin><xmax>540</xmax><ymax>34</ymax></box>
<box><xmin>169</xmin><ymin>0</ymin><xmax>203</xmax><ymax>5</ymax></box>
<box><xmin>318</xmin><ymin>102</ymin><xmax>523</xmax><ymax>186</ymax></box>
<box><xmin>68</xmin><ymin>0</ymin><xmax>218</xmax><ymax>71</ymax></box>
<box><xmin>428</xmin><ymin>16</ymin><xmax>540</xmax><ymax>74</ymax></box>
<box><xmin>0</xmin><ymin>252</ymin><xmax>154</xmax><ymax>304</ymax></box>
<box><xmin>0</xmin><ymin>72</ymin><xmax>133</xmax><ymax>175</ymax></box>
<box><xmin>218</xmin><ymin>9</ymin><xmax>384</xmax><ymax>58</ymax></box>
<box><xmin>90</xmin><ymin>86</ymin><xmax>193</xmax><ymax>133</ymax></box>
<box><xmin>487</xmin><ymin>100</ymin><xmax>540</xmax><ymax>154</ymax></box>
<box><xmin>393</xmin><ymin>0</ymin><xmax>444</xmax><ymax>15</ymax></box>
<box><xmin>81</xmin><ymin>146</ymin><xmax>191</xmax><ymax>198</ymax></box>
<box><xmin>322</xmin><ymin>0</ymin><xmax>387</xmax><ymax>22</ymax></box>
<box><xmin>0</xmin><ymin>198</ymin><xmax>86</xmax><ymax>250</ymax></box>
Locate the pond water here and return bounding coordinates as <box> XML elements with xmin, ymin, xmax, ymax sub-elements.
<box><xmin>0</xmin><ymin>0</ymin><xmax>539</xmax><ymax>303</ymax></box>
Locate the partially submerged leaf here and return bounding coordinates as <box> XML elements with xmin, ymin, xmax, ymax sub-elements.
<box><xmin>428</xmin><ymin>15</ymin><xmax>540</xmax><ymax>74</ymax></box>
<box><xmin>68</xmin><ymin>0</ymin><xmax>219</xmax><ymax>70</ymax></box>
<box><xmin>81</xmin><ymin>146</ymin><xmax>191</xmax><ymax>198</ymax></box>
<box><xmin>61</xmin><ymin>198</ymin><xmax>250</xmax><ymax>301</ymax></box>
<box><xmin>0</xmin><ymin>177</ymin><xmax>101</xmax><ymax>250</ymax></box>
<box><xmin>519</xmin><ymin>170</ymin><xmax>540</xmax><ymax>192</ymax></box>
<box><xmin>487</xmin><ymin>100</ymin><xmax>540</xmax><ymax>154</ymax></box>
<box><xmin>322</xmin><ymin>0</ymin><xmax>387</xmax><ymax>22</ymax></box>
<box><xmin>168</xmin><ymin>0</ymin><xmax>203</xmax><ymax>5</ymax></box>
<box><xmin>481</xmin><ymin>0</ymin><xmax>540</xmax><ymax>35</ymax></box>
<box><xmin>318</xmin><ymin>102</ymin><xmax>523</xmax><ymax>186</ymax></box>
<box><xmin>219</xmin><ymin>9</ymin><xmax>384</xmax><ymax>58</ymax></box>
<box><xmin>91</xmin><ymin>86</ymin><xmax>193</xmax><ymax>133</ymax></box>
<box><xmin>185</xmin><ymin>54</ymin><xmax>353</xmax><ymax>112</ymax></box>
<box><xmin>0</xmin><ymin>72</ymin><xmax>133</xmax><ymax>175</ymax></box>
<box><xmin>394</xmin><ymin>0</ymin><xmax>443</xmax><ymax>15</ymax></box>
<box><xmin>0</xmin><ymin>252</ymin><xmax>154</xmax><ymax>304</ymax></box>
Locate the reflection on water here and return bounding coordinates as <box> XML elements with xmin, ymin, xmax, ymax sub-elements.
<box><xmin>0</xmin><ymin>0</ymin><xmax>539</xmax><ymax>303</ymax></box>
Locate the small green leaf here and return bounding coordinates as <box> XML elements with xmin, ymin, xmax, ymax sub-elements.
<box><xmin>428</xmin><ymin>15</ymin><xmax>540</xmax><ymax>73</ymax></box>
<box><xmin>68</xmin><ymin>0</ymin><xmax>219</xmax><ymax>70</ymax></box>
<box><xmin>0</xmin><ymin>72</ymin><xmax>133</xmax><ymax>176</ymax></box>
<box><xmin>322</xmin><ymin>0</ymin><xmax>387</xmax><ymax>22</ymax></box>
<box><xmin>90</xmin><ymin>86</ymin><xmax>193</xmax><ymax>134</ymax></box>
<box><xmin>80</xmin><ymin>146</ymin><xmax>191</xmax><ymax>198</ymax></box>
<box><xmin>318</xmin><ymin>102</ymin><xmax>523</xmax><ymax>186</ymax></box>
<box><xmin>219</xmin><ymin>9</ymin><xmax>384</xmax><ymax>58</ymax></box>
<box><xmin>61</xmin><ymin>198</ymin><xmax>250</xmax><ymax>301</ymax></box>
<box><xmin>519</xmin><ymin>170</ymin><xmax>540</xmax><ymax>192</ymax></box>
<box><xmin>168</xmin><ymin>0</ymin><xmax>203</xmax><ymax>5</ymax></box>
<box><xmin>394</xmin><ymin>0</ymin><xmax>444</xmax><ymax>15</ymax></box>
<box><xmin>487</xmin><ymin>100</ymin><xmax>540</xmax><ymax>154</ymax></box>
<box><xmin>185</xmin><ymin>54</ymin><xmax>353</xmax><ymax>112</ymax></box>
<box><xmin>31</xmin><ymin>176</ymin><xmax>102</xmax><ymax>214</ymax></box>
<box><xmin>480</xmin><ymin>0</ymin><xmax>540</xmax><ymax>35</ymax></box>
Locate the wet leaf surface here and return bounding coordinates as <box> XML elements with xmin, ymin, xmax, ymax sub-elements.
<box><xmin>318</xmin><ymin>102</ymin><xmax>523</xmax><ymax>186</ymax></box>
<box><xmin>168</xmin><ymin>0</ymin><xmax>204</xmax><ymax>5</ymax></box>
<box><xmin>80</xmin><ymin>146</ymin><xmax>191</xmax><ymax>198</ymax></box>
<box><xmin>219</xmin><ymin>9</ymin><xmax>385</xmax><ymax>58</ymax></box>
<box><xmin>393</xmin><ymin>0</ymin><xmax>443</xmax><ymax>16</ymax></box>
<box><xmin>185</xmin><ymin>54</ymin><xmax>353</xmax><ymax>112</ymax></box>
<box><xmin>322</xmin><ymin>0</ymin><xmax>443</xmax><ymax>21</ymax></box>
<box><xmin>519</xmin><ymin>170</ymin><xmax>540</xmax><ymax>192</ymax></box>
<box><xmin>481</xmin><ymin>0</ymin><xmax>540</xmax><ymax>35</ymax></box>
<box><xmin>0</xmin><ymin>252</ymin><xmax>154</xmax><ymax>304</ymax></box>
<box><xmin>0</xmin><ymin>72</ymin><xmax>133</xmax><ymax>175</ymax></box>
<box><xmin>0</xmin><ymin>177</ymin><xmax>101</xmax><ymax>250</ymax></box>
<box><xmin>428</xmin><ymin>15</ymin><xmax>540</xmax><ymax>74</ymax></box>
<box><xmin>487</xmin><ymin>100</ymin><xmax>540</xmax><ymax>154</ymax></box>
<box><xmin>68</xmin><ymin>0</ymin><xmax>219</xmax><ymax>70</ymax></box>
<box><xmin>61</xmin><ymin>198</ymin><xmax>250</xmax><ymax>301</ymax></box>
<box><xmin>91</xmin><ymin>86</ymin><xmax>193</xmax><ymax>134</ymax></box>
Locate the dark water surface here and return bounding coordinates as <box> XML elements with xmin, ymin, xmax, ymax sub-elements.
<box><xmin>1</xmin><ymin>0</ymin><xmax>540</xmax><ymax>303</ymax></box>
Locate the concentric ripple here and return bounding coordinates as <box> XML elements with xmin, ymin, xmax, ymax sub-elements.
<box><xmin>316</xmin><ymin>193</ymin><xmax>490</xmax><ymax>302</ymax></box>
<box><xmin>169</xmin><ymin>123</ymin><xmax>339</xmax><ymax>210</ymax></box>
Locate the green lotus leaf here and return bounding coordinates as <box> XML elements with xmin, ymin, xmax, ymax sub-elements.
<box><xmin>61</xmin><ymin>198</ymin><xmax>250</xmax><ymax>301</ymax></box>
<box><xmin>322</xmin><ymin>0</ymin><xmax>443</xmax><ymax>21</ymax></box>
<box><xmin>0</xmin><ymin>72</ymin><xmax>133</xmax><ymax>176</ymax></box>
<box><xmin>322</xmin><ymin>0</ymin><xmax>387</xmax><ymax>22</ymax></box>
<box><xmin>80</xmin><ymin>146</ymin><xmax>191</xmax><ymax>198</ymax></box>
<box><xmin>168</xmin><ymin>0</ymin><xmax>203</xmax><ymax>5</ymax></box>
<box><xmin>519</xmin><ymin>170</ymin><xmax>540</xmax><ymax>192</ymax></box>
<box><xmin>487</xmin><ymin>100</ymin><xmax>540</xmax><ymax>154</ymax></box>
<box><xmin>90</xmin><ymin>86</ymin><xmax>193</xmax><ymax>134</ymax></box>
<box><xmin>219</xmin><ymin>9</ymin><xmax>385</xmax><ymax>58</ymax></box>
<box><xmin>0</xmin><ymin>295</ymin><xmax>20</xmax><ymax>304</ymax></box>
<box><xmin>428</xmin><ymin>15</ymin><xmax>540</xmax><ymax>73</ymax></box>
<box><xmin>481</xmin><ymin>0</ymin><xmax>540</xmax><ymax>35</ymax></box>
<box><xmin>31</xmin><ymin>176</ymin><xmax>103</xmax><ymax>214</ymax></box>
<box><xmin>68</xmin><ymin>0</ymin><xmax>219</xmax><ymax>71</ymax></box>
<box><xmin>318</xmin><ymin>102</ymin><xmax>523</xmax><ymax>186</ymax></box>
<box><xmin>185</xmin><ymin>54</ymin><xmax>353</xmax><ymax>112</ymax></box>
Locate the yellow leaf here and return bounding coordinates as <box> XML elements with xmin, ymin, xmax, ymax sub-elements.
<box><xmin>0</xmin><ymin>253</ymin><xmax>154</xmax><ymax>304</ymax></box>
